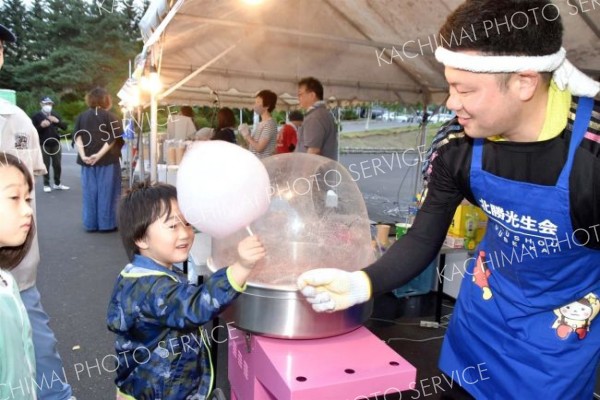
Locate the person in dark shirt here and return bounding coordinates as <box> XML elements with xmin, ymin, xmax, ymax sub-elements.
<box><xmin>211</xmin><ymin>107</ymin><xmax>237</xmax><ymax>144</ymax></box>
<box><xmin>31</xmin><ymin>96</ymin><xmax>69</xmax><ymax>192</ymax></box>
<box><xmin>298</xmin><ymin>1</ymin><xmax>600</xmax><ymax>398</ymax></box>
<box><xmin>73</xmin><ymin>87</ymin><xmax>123</xmax><ymax>232</ymax></box>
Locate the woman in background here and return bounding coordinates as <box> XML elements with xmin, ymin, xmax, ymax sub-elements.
<box><xmin>73</xmin><ymin>87</ymin><xmax>123</xmax><ymax>232</ymax></box>
<box><xmin>167</xmin><ymin>106</ymin><xmax>197</xmax><ymax>141</ymax></box>
<box><xmin>212</xmin><ymin>107</ymin><xmax>237</xmax><ymax>144</ymax></box>
<box><xmin>239</xmin><ymin>90</ymin><xmax>278</xmax><ymax>158</ymax></box>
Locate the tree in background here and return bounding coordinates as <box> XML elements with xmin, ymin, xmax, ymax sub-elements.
<box><xmin>0</xmin><ymin>0</ymin><xmax>148</xmax><ymax>126</ymax></box>
<box><xmin>0</xmin><ymin>0</ymin><xmax>31</xmax><ymax>88</ymax></box>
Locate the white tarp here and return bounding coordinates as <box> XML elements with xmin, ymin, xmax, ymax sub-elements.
<box><xmin>134</xmin><ymin>0</ymin><xmax>600</xmax><ymax>108</ymax></box>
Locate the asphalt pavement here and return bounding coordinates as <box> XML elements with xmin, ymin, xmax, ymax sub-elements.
<box><xmin>34</xmin><ymin>153</ymin><xmax>125</xmax><ymax>398</ymax></box>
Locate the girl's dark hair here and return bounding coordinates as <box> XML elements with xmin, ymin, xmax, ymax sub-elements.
<box><xmin>85</xmin><ymin>87</ymin><xmax>112</xmax><ymax>109</ymax></box>
<box><xmin>256</xmin><ymin>90</ymin><xmax>278</xmax><ymax>113</ymax></box>
<box><xmin>118</xmin><ymin>182</ymin><xmax>177</xmax><ymax>261</ymax></box>
<box><xmin>180</xmin><ymin>106</ymin><xmax>194</xmax><ymax>118</ymax></box>
<box><xmin>217</xmin><ymin>107</ymin><xmax>236</xmax><ymax>130</ymax></box>
<box><xmin>0</xmin><ymin>152</ymin><xmax>35</xmax><ymax>271</ymax></box>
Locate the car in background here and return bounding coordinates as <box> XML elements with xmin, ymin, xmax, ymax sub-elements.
<box><xmin>429</xmin><ymin>113</ymin><xmax>455</xmax><ymax>123</ymax></box>
<box><xmin>359</xmin><ymin>107</ymin><xmax>384</xmax><ymax>119</ymax></box>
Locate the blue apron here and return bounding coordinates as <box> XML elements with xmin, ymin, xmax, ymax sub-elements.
<box><xmin>439</xmin><ymin>97</ymin><xmax>600</xmax><ymax>399</ymax></box>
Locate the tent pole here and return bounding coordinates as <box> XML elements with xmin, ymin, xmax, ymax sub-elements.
<box><xmin>150</xmin><ymin>93</ymin><xmax>158</xmax><ymax>183</ymax></box>
<box><xmin>413</xmin><ymin>93</ymin><xmax>431</xmax><ymax>201</ymax></box>
<box><xmin>126</xmin><ymin>110</ymin><xmax>133</xmax><ymax>189</ymax></box>
<box><xmin>138</xmin><ymin>107</ymin><xmax>145</xmax><ymax>183</ymax></box>
<box><xmin>143</xmin><ymin>0</ymin><xmax>186</xmax><ymax>51</ymax></box>
<box><xmin>337</xmin><ymin>107</ymin><xmax>341</xmax><ymax>161</ymax></box>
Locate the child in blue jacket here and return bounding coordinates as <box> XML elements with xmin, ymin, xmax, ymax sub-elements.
<box><xmin>107</xmin><ymin>182</ymin><xmax>265</xmax><ymax>399</ymax></box>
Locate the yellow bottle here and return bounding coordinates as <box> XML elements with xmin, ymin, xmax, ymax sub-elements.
<box><xmin>464</xmin><ymin>205</ymin><xmax>479</xmax><ymax>251</ymax></box>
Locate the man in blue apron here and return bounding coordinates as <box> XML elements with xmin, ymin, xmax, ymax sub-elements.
<box><xmin>297</xmin><ymin>1</ymin><xmax>600</xmax><ymax>398</ymax></box>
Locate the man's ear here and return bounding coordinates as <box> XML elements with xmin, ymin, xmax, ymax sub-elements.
<box><xmin>515</xmin><ymin>71</ymin><xmax>542</xmax><ymax>101</ymax></box>
<box><xmin>135</xmin><ymin>236</ymin><xmax>149</xmax><ymax>250</ymax></box>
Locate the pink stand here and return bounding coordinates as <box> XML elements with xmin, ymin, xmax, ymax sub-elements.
<box><xmin>228</xmin><ymin>327</ymin><xmax>416</xmax><ymax>400</ymax></box>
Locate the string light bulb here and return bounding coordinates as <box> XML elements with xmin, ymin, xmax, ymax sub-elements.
<box><xmin>141</xmin><ymin>65</ymin><xmax>162</xmax><ymax>94</ymax></box>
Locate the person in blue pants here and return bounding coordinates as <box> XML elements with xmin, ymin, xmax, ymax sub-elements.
<box><xmin>73</xmin><ymin>87</ymin><xmax>123</xmax><ymax>232</ymax></box>
<box><xmin>297</xmin><ymin>1</ymin><xmax>600</xmax><ymax>398</ymax></box>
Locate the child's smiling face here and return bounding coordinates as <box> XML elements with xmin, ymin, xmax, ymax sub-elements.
<box><xmin>135</xmin><ymin>199</ymin><xmax>194</xmax><ymax>268</ymax></box>
<box><xmin>0</xmin><ymin>165</ymin><xmax>33</xmax><ymax>248</ymax></box>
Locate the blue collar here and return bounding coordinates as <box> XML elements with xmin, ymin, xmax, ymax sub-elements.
<box><xmin>131</xmin><ymin>254</ymin><xmax>179</xmax><ymax>279</ymax></box>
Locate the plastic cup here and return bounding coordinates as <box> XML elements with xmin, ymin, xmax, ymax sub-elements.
<box><xmin>395</xmin><ymin>223</ymin><xmax>411</xmax><ymax>239</ymax></box>
<box><xmin>376</xmin><ymin>224</ymin><xmax>391</xmax><ymax>246</ymax></box>
<box><xmin>175</xmin><ymin>145</ymin><xmax>185</xmax><ymax>165</ymax></box>
<box><xmin>167</xmin><ymin>146</ymin><xmax>177</xmax><ymax>165</ymax></box>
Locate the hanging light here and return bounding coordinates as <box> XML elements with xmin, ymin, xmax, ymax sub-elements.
<box><xmin>141</xmin><ymin>65</ymin><xmax>162</xmax><ymax>94</ymax></box>
<box><xmin>117</xmin><ymin>78</ymin><xmax>141</xmax><ymax>109</ymax></box>
<box><xmin>242</xmin><ymin>0</ymin><xmax>264</xmax><ymax>5</ymax></box>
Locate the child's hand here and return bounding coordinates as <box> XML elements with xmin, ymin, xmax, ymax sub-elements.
<box><xmin>228</xmin><ymin>236</ymin><xmax>266</xmax><ymax>289</ymax></box>
<box><xmin>238</xmin><ymin>235</ymin><xmax>266</xmax><ymax>269</ymax></box>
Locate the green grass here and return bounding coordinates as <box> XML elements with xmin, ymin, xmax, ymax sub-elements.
<box><xmin>340</xmin><ymin>123</ymin><xmax>444</xmax><ymax>150</ymax></box>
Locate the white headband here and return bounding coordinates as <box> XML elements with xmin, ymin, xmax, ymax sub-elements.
<box><xmin>435</xmin><ymin>46</ymin><xmax>600</xmax><ymax>98</ymax></box>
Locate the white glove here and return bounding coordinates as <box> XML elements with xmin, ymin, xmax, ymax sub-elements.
<box><xmin>297</xmin><ymin>268</ymin><xmax>372</xmax><ymax>312</ymax></box>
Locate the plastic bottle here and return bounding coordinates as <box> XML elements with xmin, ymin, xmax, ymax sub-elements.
<box><xmin>407</xmin><ymin>197</ymin><xmax>419</xmax><ymax>225</ymax></box>
<box><xmin>464</xmin><ymin>205</ymin><xmax>479</xmax><ymax>250</ymax></box>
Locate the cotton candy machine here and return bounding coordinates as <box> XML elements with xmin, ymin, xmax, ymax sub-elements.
<box><xmin>210</xmin><ymin>153</ymin><xmax>375</xmax><ymax>339</ymax></box>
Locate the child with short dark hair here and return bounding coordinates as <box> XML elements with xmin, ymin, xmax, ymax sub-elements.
<box><xmin>107</xmin><ymin>182</ymin><xmax>265</xmax><ymax>399</ymax></box>
<box><xmin>0</xmin><ymin>152</ymin><xmax>37</xmax><ymax>400</ymax></box>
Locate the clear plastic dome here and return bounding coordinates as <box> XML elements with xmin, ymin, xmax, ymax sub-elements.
<box><xmin>211</xmin><ymin>153</ymin><xmax>375</xmax><ymax>291</ymax></box>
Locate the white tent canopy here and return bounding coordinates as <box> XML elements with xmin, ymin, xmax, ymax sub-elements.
<box><xmin>134</xmin><ymin>0</ymin><xmax>600</xmax><ymax>108</ymax></box>
<box><xmin>129</xmin><ymin>0</ymin><xmax>600</xmax><ymax>181</ymax></box>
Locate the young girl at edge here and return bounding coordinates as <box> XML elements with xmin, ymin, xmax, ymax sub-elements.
<box><xmin>0</xmin><ymin>152</ymin><xmax>37</xmax><ymax>400</ymax></box>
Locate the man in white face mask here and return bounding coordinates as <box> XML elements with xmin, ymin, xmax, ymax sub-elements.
<box><xmin>31</xmin><ymin>96</ymin><xmax>69</xmax><ymax>192</ymax></box>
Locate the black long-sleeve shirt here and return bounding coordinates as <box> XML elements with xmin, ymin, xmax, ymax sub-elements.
<box><xmin>31</xmin><ymin>111</ymin><xmax>68</xmax><ymax>144</ymax></box>
<box><xmin>365</xmin><ymin>97</ymin><xmax>600</xmax><ymax>295</ymax></box>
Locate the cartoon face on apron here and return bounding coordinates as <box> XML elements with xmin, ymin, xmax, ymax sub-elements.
<box><xmin>439</xmin><ymin>97</ymin><xmax>600</xmax><ymax>399</ymax></box>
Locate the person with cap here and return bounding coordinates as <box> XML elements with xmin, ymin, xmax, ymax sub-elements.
<box><xmin>275</xmin><ymin>110</ymin><xmax>303</xmax><ymax>154</ymax></box>
<box><xmin>295</xmin><ymin>77</ymin><xmax>338</xmax><ymax>160</ymax></box>
<box><xmin>297</xmin><ymin>1</ymin><xmax>600</xmax><ymax>398</ymax></box>
<box><xmin>31</xmin><ymin>96</ymin><xmax>69</xmax><ymax>193</ymax></box>
<box><xmin>0</xmin><ymin>23</ymin><xmax>76</xmax><ymax>400</ymax></box>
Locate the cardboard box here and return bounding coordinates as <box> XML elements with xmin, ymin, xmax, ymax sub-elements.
<box><xmin>444</xmin><ymin>235</ymin><xmax>464</xmax><ymax>249</ymax></box>
<box><xmin>448</xmin><ymin>203</ymin><xmax>488</xmax><ymax>242</ymax></box>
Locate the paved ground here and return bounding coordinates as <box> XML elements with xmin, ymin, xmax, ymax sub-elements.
<box><xmin>35</xmin><ymin>152</ymin><xmax>124</xmax><ymax>398</ymax></box>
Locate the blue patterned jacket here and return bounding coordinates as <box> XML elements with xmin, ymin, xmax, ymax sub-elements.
<box><xmin>107</xmin><ymin>255</ymin><xmax>241</xmax><ymax>399</ymax></box>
